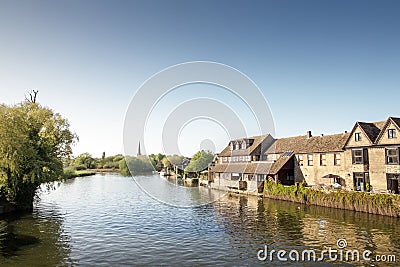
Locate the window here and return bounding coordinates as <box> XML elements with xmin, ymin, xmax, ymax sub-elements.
<box><xmin>298</xmin><ymin>155</ymin><xmax>303</xmax><ymax>166</ymax></box>
<box><xmin>320</xmin><ymin>154</ymin><xmax>326</xmax><ymax>166</ymax></box>
<box><xmin>387</xmin><ymin>173</ymin><xmax>400</xmax><ymax>194</ymax></box>
<box><xmin>355</xmin><ymin>132</ymin><xmax>362</xmax><ymax>142</ymax></box>
<box><xmin>307</xmin><ymin>154</ymin><xmax>313</xmax><ymax>166</ymax></box>
<box><xmin>256</xmin><ymin>174</ymin><xmax>265</xmax><ymax>182</ymax></box>
<box><xmin>222</xmin><ymin>157</ymin><xmax>228</xmax><ymax>163</ymax></box>
<box><xmin>234</xmin><ymin>142</ymin><xmax>239</xmax><ymax>150</ymax></box>
<box><xmin>388</xmin><ymin>129</ymin><xmax>397</xmax><ymax>139</ymax></box>
<box><xmin>334</xmin><ymin>153</ymin><xmax>341</xmax><ymax>166</ymax></box>
<box><xmin>229</xmin><ymin>142</ymin><xmax>233</xmax><ymax>151</ymax></box>
<box><xmin>241</xmin><ymin>140</ymin><xmax>246</xmax><ymax>149</ymax></box>
<box><xmin>351</xmin><ymin>149</ymin><xmax>364</xmax><ymax>164</ymax></box>
<box><xmin>386</xmin><ymin>148</ymin><xmax>399</xmax><ymax>164</ymax></box>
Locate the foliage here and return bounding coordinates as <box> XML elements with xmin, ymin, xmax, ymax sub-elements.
<box><xmin>75</xmin><ymin>152</ymin><xmax>96</xmax><ymax>169</ymax></box>
<box><xmin>161</xmin><ymin>157</ymin><xmax>171</xmax><ymax>167</ymax></box>
<box><xmin>67</xmin><ymin>153</ymin><xmax>125</xmax><ymax>170</ymax></box>
<box><xmin>264</xmin><ymin>181</ymin><xmax>400</xmax><ymax>217</ymax></box>
<box><xmin>185</xmin><ymin>150</ymin><xmax>214</xmax><ymax>173</ymax></box>
<box><xmin>0</xmin><ymin>101</ymin><xmax>77</xmax><ymax>209</ymax></box>
<box><xmin>148</xmin><ymin>153</ymin><xmax>165</xmax><ymax>168</ymax></box>
<box><xmin>119</xmin><ymin>156</ymin><xmax>154</xmax><ymax>176</ymax></box>
<box><xmin>167</xmin><ymin>155</ymin><xmax>185</xmax><ymax>166</ymax></box>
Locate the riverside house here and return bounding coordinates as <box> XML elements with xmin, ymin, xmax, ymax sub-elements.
<box><xmin>208</xmin><ymin>135</ymin><xmax>274</xmax><ymax>193</ymax></box>
<box><xmin>208</xmin><ymin>117</ymin><xmax>400</xmax><ymax>195</ymax></box>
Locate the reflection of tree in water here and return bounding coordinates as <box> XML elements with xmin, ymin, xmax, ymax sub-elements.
<box><xmin>0</xmin><ymin>206</ymin><xmax>75</xmax><ymax>266</ymax></box>
<box><xmin>0</xmin><ymin>216</ymin><xmax>39</xmax><ymax>257</ymax></box>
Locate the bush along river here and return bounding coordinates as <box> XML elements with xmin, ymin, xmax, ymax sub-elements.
<box><xmin>1</xmin><ymin>173</ymin><xmax>399</xmax><ymax>266</ymax></box>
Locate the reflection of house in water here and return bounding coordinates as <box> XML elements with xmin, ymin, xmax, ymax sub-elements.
<box><xmin>212</xmin><ymin>195</ymin><xmax>400</xmax><ymax>264</ymax></box>
<box><xmin>209</xmin><ymin>117</ymin><xmax>400</xmax><ymax>194</ymax></box>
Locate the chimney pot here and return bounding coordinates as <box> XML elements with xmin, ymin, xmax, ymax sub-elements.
<box><xmin>307</xmin><ymin>131</ymin><xmax>312</xmax><ymax>138</ymax></box>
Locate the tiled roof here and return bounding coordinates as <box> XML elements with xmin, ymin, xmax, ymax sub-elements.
<box><xmin>209</xmin><ymin>162</ymin><xmax>273</xmax><ymax>175</ymax></box>
<box><xmin>265</xmin><ymin>133</ymin><xmax>350</xmax><ymax>154</ymax></box>
<box><xmin>269</xmin><ymin>153</ymin><xmax>294</xmax><ymax>175</ymax></box>
<box><xmin>218</xmin><ymin>134</ymin><xmax>270</xmax><ymax>157</ymax></box>
<box><xmin>357</xmin><ymin>121</ymin><xmax>386</xmax><ymax>143</ymax></box>
<box><xmin>389</xmin><ymin>117</ymin><xmax>400</xmax><ymax>130</ymax></box>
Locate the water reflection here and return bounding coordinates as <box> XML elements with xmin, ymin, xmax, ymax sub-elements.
<box><xmin>0</xmin><ymin>199</ymin><xmax>74</xmax><ymax>266</ymax></box>
<box><xmin>0</xmin><ymin>174</ymin><xmax>398</xmax><ymax>266</ymax></box>
<box><xmin>212</xmin><ymin>194</ymin><xmax>400</xmax><ymax>266</ymax></box>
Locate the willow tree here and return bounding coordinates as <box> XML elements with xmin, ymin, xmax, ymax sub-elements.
<box><xmin>0</xmin><ymin>101</ymin><xmax>77</xmax><ymax>209</ymax></box>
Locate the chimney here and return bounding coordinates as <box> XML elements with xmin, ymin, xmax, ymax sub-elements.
<box><xmin>307</xmin><ymin>131</ymin><xmax>312</xmax><ymax>138</ymax></box>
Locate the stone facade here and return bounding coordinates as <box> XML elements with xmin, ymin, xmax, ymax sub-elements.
<box><xmin>209</xmin><ymin>117</ymin><xmax>400</xmax><ymax>195</ymax></box>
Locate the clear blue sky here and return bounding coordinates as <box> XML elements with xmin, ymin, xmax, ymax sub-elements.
<box><xmin>1</xmin><ymin>0</ymin><xmax>399</xmax><ymax>157</ymax></box>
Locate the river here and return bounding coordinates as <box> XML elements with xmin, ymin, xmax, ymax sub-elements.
<box><xmin>0</xmin><ymin>174</ymin><xmax>399</xmax><ymax>266</ymax></box>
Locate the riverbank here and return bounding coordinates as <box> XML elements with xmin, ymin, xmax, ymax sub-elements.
<box><xmin>63</xmin><ymin>168</ymin><xmax>120</xmax><ymax>179</ymax></box>
<box><xmin>264</xmin><ymin>181</ymin><xmax>400</xmax><ymax>217</ymax></box>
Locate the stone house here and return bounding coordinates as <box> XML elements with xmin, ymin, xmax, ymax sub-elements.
<box><xmin>208</xmin><ymin>134</ymin><xmax>274</xmax><ymax>193</ymax></box>
<box><xmin>208</xmin><ymin>117</ymin><xmax>400</xmax><ymax>194</ymax></box>
<box><xmin>264</xmin><ymin>131</ymin><xmax>350</xmax><ymax>187</ymax></box>
<box><xmin>344</xmin><ymin>117</ymin><xmax>400</xmax><ymax>193</ymax></box>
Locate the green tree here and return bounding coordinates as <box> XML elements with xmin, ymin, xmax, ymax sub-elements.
<box><xmin>0</xmin><ymin>101</ymin><xmax>77</xmax><ymax>209</ymax></box>
<box><xmin>161</xmin><ymin>157</ymin><xmax>171</xmax><ymax>168</ymax></box>
<box><xmin>167</xmin><ymin>155</ymin><xmax>185</xmax><ymax>166</ymax></box>
<box><xmin>185</xmin><ymin>150</ymin><xmax>214</xmax><ymax>174</ymax></box>
<box><xmin>113</xmin><ymin>154</ymin><xmax>124</xmax><ymax>163</ymax></box>
<box><xmin>119</xmin><ymin>156</ymin><xmax>154</xmax><ymax>176</ymax></box>
<box><xmin>75</xmin><ymin>152</ymin><xmax>96</xmax><ymax>169</ymax></box>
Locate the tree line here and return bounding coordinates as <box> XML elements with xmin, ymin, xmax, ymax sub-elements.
<box><xmin>66</xmin><ymin>150</ymin><xmax>214</xmax><ymax>177</ymax></box>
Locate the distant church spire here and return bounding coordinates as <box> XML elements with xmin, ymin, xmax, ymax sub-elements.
<box><xmin>137</xmin><ymin>141</ymin><xmax>142</xmax><ymax>156</ymax></box>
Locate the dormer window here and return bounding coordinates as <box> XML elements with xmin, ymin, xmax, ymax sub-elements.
<box><xmin>229</xmin><ymin>142</ymin><xmax>233</xmax><ymax>151</ymax></box>
<box><xmin>355</xmin><ymin>132</ymin><xmax>362</xmax><ymax>142</ymax></box>
<box><xmin>388</xmin><ymin>129</ymin><xmax>397</xmax><ymax>139</ymax></box>
<box><xmin>234</xmin><ymin>141</ymin><xmax>239</xmax><ymax>150</ymax></box>
<box><xmin>241</xmin><ymin>140</ymin><xmax>246</xmax><ymax>149</ymax></box>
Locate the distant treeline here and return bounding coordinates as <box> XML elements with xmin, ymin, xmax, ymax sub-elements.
<box><xmin>64</xmin><ymin>150</ymin><xmax>214</xmax><ymax>177</ymax></box>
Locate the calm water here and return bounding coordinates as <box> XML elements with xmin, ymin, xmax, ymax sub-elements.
<box><xmin>1</xmin><ymin>174</ymin><xmax>399</xmax><ymax>266</ymax></box>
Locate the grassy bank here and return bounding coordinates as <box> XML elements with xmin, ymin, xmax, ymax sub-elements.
<box><xmin>63</xmin><ymin>169</ymin><xmax>96</xmax><ymax>179</ymax></box>
<box><xmin>264</xmin><ymin>182</ymin><xmax>400</xmax><ymax>217</ymax></box>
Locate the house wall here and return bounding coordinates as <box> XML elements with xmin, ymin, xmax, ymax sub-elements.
<box><xmin>346</xmin><ymin>125</ymin><xmax>372</xmax><ymax>148</ymax></box>
<box><xmin>210</xmin><ymin>173</ymin><xmax>260</xmax><ymax>193</ymax></box>
<box><xmin>377</xmin><ymin>121</ymin><xmax>400</xmax><ymax>145</ymax></box>
<box><xmin>367</xmin><ymin>147</ymin><xmax>387</xmax><ymax>192</ymax></box>
<box><xmin>295</xmin><ymin>152</ymin><xmax>352</xmax><ymax>188</ymax></box>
